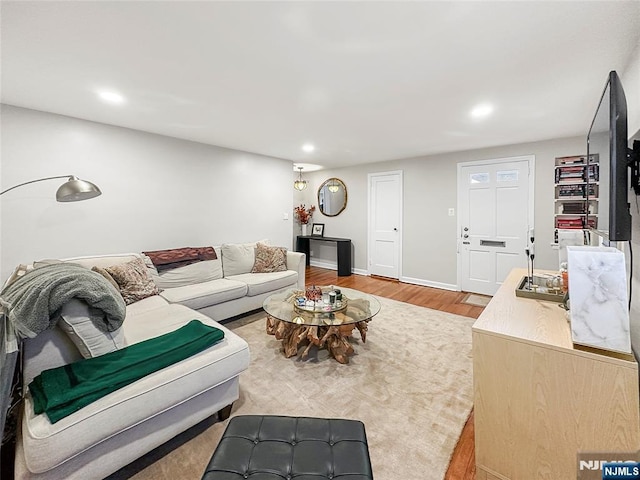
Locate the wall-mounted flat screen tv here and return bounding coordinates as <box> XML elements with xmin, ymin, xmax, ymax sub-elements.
<box><xmin>587</xmin><ymin>70</ymin><xmax>630</xmax><ymax>242</ymax></box>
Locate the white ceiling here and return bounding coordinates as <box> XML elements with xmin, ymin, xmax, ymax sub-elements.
<box><xmin>2</xmin><ymin>1</ymin><xmax>640</xmax><ymax>169</ymax></box>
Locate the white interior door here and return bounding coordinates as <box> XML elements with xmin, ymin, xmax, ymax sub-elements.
<box><xmin>369</xmin><ymin>171</ymin><xmax>402</xmax><ymax>279</ymax></box>
<box><xmin>458</xmin><ymin>157</ymin><xmax>533</xmax><ymax>295</ymax></box>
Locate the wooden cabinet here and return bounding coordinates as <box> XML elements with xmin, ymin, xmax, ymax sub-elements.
<box><xmin>473</xmin><ymin>268</ymin><xmax>640</xmax><ymax>480</ymax></box>
<box><xmin>554</xmin><ymin>155</ymin><xmax>599</xmax><ymax>239</ymax></box>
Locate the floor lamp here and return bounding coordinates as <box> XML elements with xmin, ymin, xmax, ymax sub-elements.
<box><xmin>0</xmin><ymin>175</ymin><xmax>102</xmax><ymax>202</ymax></box>
<box><xmin>0</xmin><ymin>175</ymin><xmax>101</xmax><ymax>447</ymax></box>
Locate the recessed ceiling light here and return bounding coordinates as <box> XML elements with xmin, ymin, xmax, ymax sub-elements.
<box><xmin>98</xmin><ymin>91</ymin><xmax>125</xmax><ymax>104</ymax></box>
<box><xmin>302</xmin><ymin>143</ymin><xmax>315</xmax><ymax>153</ymax></box>
<box><xmin>470</xmin><ymin>104</ymin><xmax>494</xmax><ymax>118</ymax></box>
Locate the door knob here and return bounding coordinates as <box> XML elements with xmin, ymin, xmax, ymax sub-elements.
<box><xmin>463</xmin><ymin>234</ymin><xmax>469</xmax><ymax>239</ymax></box>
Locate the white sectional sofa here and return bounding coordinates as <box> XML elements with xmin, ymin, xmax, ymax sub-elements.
<box><xmin>13</xmin><ymin>243</ymin><xmax>305</xmax><ymax>479</ymax></box>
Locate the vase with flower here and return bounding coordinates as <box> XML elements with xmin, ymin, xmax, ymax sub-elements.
<box><xmin>294</xmin><ymin>204</ymin><xmax>316</xmax><ymax>236</ymax></box>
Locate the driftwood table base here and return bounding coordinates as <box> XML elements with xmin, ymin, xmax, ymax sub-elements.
<box><xmin>266</xmin><ymin>316</ymin><xmax>369</xmax><ymax>364</ymax></box>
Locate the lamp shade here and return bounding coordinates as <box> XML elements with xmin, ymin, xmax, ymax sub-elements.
<box><xmin>56</xmin><ymin>176</ymin><xmax>102</xmax><ymax>202</ymax></box>
<box><xmin>1</xmin><ymin>174</ymin><xmax>102</xmax><ymax>202</ymax></box>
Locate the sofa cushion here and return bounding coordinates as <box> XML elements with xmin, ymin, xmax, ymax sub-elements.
<box><xmin>226</xmin><ymin>270</ymin><xmax>298</xmax><ymax>297</ymax></box>
<box><xmin>251</xmin><ymin>243</ymin><xmax>287</xmax><ymax>273</ymax></box>
<box><xmin>23</xmin><ymin>328</ymin><xmax>84</xmax><ymax>387</ymax></box>
<box><xmin>220</xmin><ymin>240</ymin><xmax>268</xmax><ymax>277</ymax></box>
<box><xmin>125</xmin><ymin>294</ymin><xmax>169</xmax><ymax>317</ymax></box>
<box><xmin>57</xmin><ymin>299</ymin><xmax>126</xmax><ymax>359</ymax></box>
<box><xmin>220</xmin><ymin>243</ymin><xmax>256</xmax><ymax>277</ymax></box>
<box><xmin>64</xmin><ymin>253</ymin><xmax>142</xmax><ymax>270</ymax></box>
<box><xmin>106</xmin><ymin>258</ymin><xmax>161</xmax><ymax>305</ymax></box>
<box><xmin>148</xmin><ymin>259</ymin><xmax>223</xmax><ymax>289</ymax></box>
<box><xmin>21</xmin><ymin>305</ymin><xmax>250</xmax><ymax>474</ymax></box>
<box><xmin>159</xmin><ymin>278</ymin><xmax>248</xmax><ymax>310</ymax></box>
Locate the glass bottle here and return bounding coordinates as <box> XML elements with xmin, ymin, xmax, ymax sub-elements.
<box><xmin>560</xmin><ymin>262</ymin><xmax>569</xmax><ymax>293</ymax></box>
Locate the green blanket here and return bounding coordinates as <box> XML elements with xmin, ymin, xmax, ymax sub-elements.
<box><xmin>29</xmin><ymin>319</ymin><xmax>224</xmax><ymax>423</ymax></box>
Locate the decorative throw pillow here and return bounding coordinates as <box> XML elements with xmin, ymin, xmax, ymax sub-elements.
<box><xmin>252</xmin><ymin>243</ymin><xmax>287</xmax><ymax>273</ymax></box>
<box><xmin>221</xmin><ymin>243</ymin><xmax>255</xmax><ymax>276</ymax></box>
<box><xmin>105</xmin><ymin>257</ymin><xmax>161</xmax><ymax>305</ymax></box>
<box><xmin>57</xmin><ymin>298</ymin><xmax>126</xmax><ymax>358</ymax></box>
<box><xmin>91</xmin><ymin>266</ymin><xmax>121</xmax><ymax>293</ymax></box>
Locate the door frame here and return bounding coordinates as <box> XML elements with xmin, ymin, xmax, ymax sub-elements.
<box><xmin>367</xmin><ymin>170</ymin><xmax>404</xmax><ymax>279</ymax></box>
<box><xmin>456</xmin><ymin>155</ymin><xmax>535</xmax><ymax>291</ymax></box>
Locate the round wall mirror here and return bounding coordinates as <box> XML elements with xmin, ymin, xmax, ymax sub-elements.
<box><xmin>318</xmin><ymin>178</ymin><xmax>347</xmax><ymax>216</ymax></box>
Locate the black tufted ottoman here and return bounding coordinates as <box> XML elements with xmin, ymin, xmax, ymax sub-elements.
<box><xmin>201</xmin><ymin>415</ymin><xmax>374</xmax><ymax>479</ymax></box>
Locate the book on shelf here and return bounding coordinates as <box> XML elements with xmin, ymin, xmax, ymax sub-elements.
<box><xmin>555</xmin><ymin>216</ymin><xmax>596</xmax><ymax>229</ymax></box>
<box><xmin>556</xmin><ymin>154</ymin><xmax>598</xmax><ymax>166</ymax></box>
<box><xmin>560</xmin><ymin>202</ymin><xmax>587</xmax><ymax>214</ymax></box>
<box><xmin>554</xmin><ymin>163</ymin><xmax>599</xmax><ymax>183</ymax></box>
<box><xmin>557</xmin><ymin>184</ymin><xmax>596</xmax><ymax>197</ymax></box>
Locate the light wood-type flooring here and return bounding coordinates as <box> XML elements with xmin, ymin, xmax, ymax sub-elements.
<box><xmin>306</xmin><ymin>266</ymin><xmax>482</xmax><ymax>480</ymax></box>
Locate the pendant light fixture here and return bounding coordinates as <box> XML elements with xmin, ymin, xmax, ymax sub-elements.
<box><xmin>293</xmin><ymin>166</ymin><xmax>307</xmax><ymax>191</ymax></box>
<box><xmin>328</xmin><ymin>178</ymin><xmax>340</xmax><ymax>193</ymax></box>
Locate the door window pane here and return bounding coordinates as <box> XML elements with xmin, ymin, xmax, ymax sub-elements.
<box><xmin>497</xmin><ymin>170</ymin><xmax>518</xmax><ymax>182</ymax></box>
<box><xmin>470</xmin><ymin>172</ymin><xmax>490</xmax><ymax>184</ymax></box>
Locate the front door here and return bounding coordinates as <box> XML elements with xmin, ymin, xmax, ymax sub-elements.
<box><xmin>368</xmin><ymin>171</ymin><xmax>403</xmax><ymax>279</ymax></box>
<box><xmin>458</xmin><ymin>157</ymin><xmax>533</xmax><ymax>295</ymax></box>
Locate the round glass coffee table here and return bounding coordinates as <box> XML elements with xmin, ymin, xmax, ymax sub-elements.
<box><xmin>263</xmin><ymin>286</ymin><xmax>381</xmax><ymax>364</ymax></box>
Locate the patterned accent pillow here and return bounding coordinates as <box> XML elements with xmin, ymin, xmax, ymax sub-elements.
<box><xmin>91</xmin><ymin>266</ymin><xmax>122</xmax><ymax>293</ymax></box>
<box><xmin>105</xmin><ymin>258</ymin><xmax>161</xmax><ymax>305</ymax></box>
<box><xmin>251</xmin><ymin>243</ymin><xmax>287</xmax><ymax>273</ymax></box>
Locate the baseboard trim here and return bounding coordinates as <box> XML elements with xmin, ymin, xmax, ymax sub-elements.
<box><xmin>310</xmin><ymin>263</ymin><xmax>453</xmax><ymax>287</ymax></box>
<box><xmin>309</xmin><ymin>259</ymin><xmax>337</xmax><ymax>270</ymax></box>
<box><xmin>309</xmin><ymin>260</ymin><xmax>367</xmax><ymax>276</ymax></box>
<box><xmin>399</xmin><ymin>276</ymin><xmax>459</xmax><ymax>292</ymax></box>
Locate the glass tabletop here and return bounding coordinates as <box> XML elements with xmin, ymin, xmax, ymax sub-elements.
<box><xmin>263</xmin><ymin>286</ymin><xmax>381</xmax><ymax>327</ymax></box>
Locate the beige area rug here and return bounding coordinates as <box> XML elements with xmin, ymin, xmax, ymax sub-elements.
<box><xmin>116</xmin><ymin>297</ymin><xmax>475</xmax><ymax>480</ymax></box>
<box><xmin>461</xmin><ymin>293</ymin><xmax>492</xmax><ymax>307</ymax></box>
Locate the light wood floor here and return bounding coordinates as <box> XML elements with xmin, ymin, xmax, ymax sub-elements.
<box><xmin>306</xmin><ymin>266</ymin><xmax>482</xmax><ymax>480</ymax></box>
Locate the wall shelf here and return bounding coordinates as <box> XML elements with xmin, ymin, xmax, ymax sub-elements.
<box><xmin>554</xmin><ymin>154</ymin><xmax>599</xmax><ymax>236</ymax></box>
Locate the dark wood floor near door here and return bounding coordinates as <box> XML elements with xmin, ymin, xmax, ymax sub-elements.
<box><xmin>306</xmin><ymin>266</ymin><xmax>482</xmax><ymax>480</ymax></box>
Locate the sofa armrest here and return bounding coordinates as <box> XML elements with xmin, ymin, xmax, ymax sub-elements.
<box><xmin>286</xmin><ymin>251</ymin><xmax>306</xmax><ymax>289</ymax></box>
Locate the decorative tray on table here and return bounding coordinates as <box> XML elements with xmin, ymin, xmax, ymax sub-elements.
<box><xmin>515</xmin><ymin>275</ymin><xmax>565</xmax><ymax>303</ymax></box>
<box><xmin>293</xmin><ymin>299</ymin><xmax>348</xmax><ymax>314</ymax></box>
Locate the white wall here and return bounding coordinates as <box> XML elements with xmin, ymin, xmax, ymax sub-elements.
<box><xmin>0</xmin><ymin>105</ymin><xmax>294</xmax><ymax>280</ymax></box>
<box><xmin>304</xmin><ymin>135</ymin><xmax>587</xmax><ymax>288</ymax></box>
<box><xmin>622</xmin><ymin>36</ymin><xmax>640</xmax><ymax>139</ymax></box>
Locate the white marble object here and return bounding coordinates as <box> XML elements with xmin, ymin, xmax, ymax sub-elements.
<box><xmin>557</xmin><ymin>229</ymin><xmax>585</xmax><ymax>265</ymax></box>
<box><xmin>567</xmin><ymin>246</ymin><xmax>631</xmax><ymax>354</ymax></box>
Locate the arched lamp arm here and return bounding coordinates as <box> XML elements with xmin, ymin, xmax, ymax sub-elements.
<box><xmin>0</xmin><ymin>175</ymin><xmax>76</xmax><ymax>196</ymax></box>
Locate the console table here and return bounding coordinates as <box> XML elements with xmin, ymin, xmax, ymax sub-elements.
<box><xmin>295</xmin><ymin>236</ymin><xmax>352</xmax><ymax>276</ymax></box>
<box><xmin>473</xmin><ymin>268</ymin><xmax>640</xmax><ymax>480</ymax></box>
